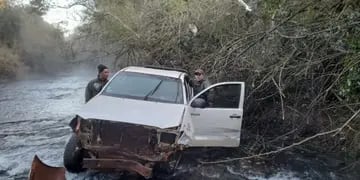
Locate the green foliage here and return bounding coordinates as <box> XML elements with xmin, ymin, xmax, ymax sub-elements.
<box><xmin>0</xmin><ymin>2</ymin><xmax>66</xmax><ymax>79</ymax></box>
<box><xmin>0</xmin><ymin>8</ymin><xmax>20</xmax><ymax>47</ymax></box>
<box><xmin>340</xmin><ymin>62</ymin><xmax>360</xmax><ymax>102</ymax></box>
<box><xmin>339</xmin><ymin>33</ymin><xmax>360</xmax><ymax>103</ymax></box>
<box><xmin>0</xmin><ymin>46</ymin><xmax>22</xmax><ymax>78</ymax></box>
<box><xmin>262</xmin><ymin>0</ymin><xmax>283</xmax><ymax>16</ymax></box>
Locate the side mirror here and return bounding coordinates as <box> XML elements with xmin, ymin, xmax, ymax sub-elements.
<box><xmin>190</xmin><ymin>98</ymin><xmax>207</xmax><ymax>108</ymax></box>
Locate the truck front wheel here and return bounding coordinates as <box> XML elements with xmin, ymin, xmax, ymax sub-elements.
<box><xmin>63</xmin><ymin>133</ymin><xmax>86</xmax><ymax>173</ymax></box>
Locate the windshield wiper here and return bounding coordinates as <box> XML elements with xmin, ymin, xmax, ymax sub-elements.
<box><xmin>144</xmin><ymin>80</ymin><xmax>163</xmax><ymax>100</ymax></box>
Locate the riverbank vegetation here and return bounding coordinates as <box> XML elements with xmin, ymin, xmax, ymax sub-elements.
<box><xmin>73</xmin><ymin>0</ymin><xmax>359</xmax><ymax>172</ymax></box>
<box><xmin>1</xmin><ymin>0</ymin><xmax>359</xmax><ymax>174</ymax></box>
<box><xmin>0</xmin><ymin>0</ymin><xmax>67</xmax><ymax>79</ymax></box>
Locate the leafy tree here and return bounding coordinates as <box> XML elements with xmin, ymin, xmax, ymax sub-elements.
<box><xmin>0</xmin><ymin>8</ymin><xmax>20</xmax><ymax>47</ymax></box>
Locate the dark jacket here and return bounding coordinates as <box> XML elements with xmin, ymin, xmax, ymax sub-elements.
<box><xmin>190</xmin><ymin>79</ymin><xmax>211</xmax><ymax>96</ymax></box>
<box><xmin>85</xmin><ymin>77</ymin><xmax>108</xmax><ymax>103</ymax></box>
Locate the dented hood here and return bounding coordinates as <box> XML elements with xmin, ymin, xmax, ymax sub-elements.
<box><xmin>77</xmin><ymin>95</ymin><xmax>185</xmax><ymax>129</ymax></box>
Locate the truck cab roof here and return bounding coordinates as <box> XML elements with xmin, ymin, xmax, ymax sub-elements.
<box><xmin>122</xmin><ymin>66</ymin><xmax>186</xmax><ymax>79</ymax></box>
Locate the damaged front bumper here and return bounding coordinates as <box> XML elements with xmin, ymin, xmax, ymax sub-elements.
<box><xmin>76</xmin><ymin>118</ymin><xmax>181</xmax><ymax>178</ymax></box>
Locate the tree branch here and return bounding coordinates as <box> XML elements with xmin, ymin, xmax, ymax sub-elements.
<box><xmin>200</xmin><ymin>109</ymin><xmax>360</xmax><ymax>164</ymax></box>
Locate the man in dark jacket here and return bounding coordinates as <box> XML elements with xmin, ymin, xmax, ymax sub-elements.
<box><xmin>191</xmin><ymin>68</ymin><xmax>211</xmax><ymax>96</ymax></box>
<box><xmin>85</xmin><ymin>64</ymin><xmax>110</xmax><ymax>103</ymax></box>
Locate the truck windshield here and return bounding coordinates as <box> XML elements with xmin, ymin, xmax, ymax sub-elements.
<box><xmin>102</xmin><ymin>71</ymin><xmax>183</xmax><ymax>104</ymax></box>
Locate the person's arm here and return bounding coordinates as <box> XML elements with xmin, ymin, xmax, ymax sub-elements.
<box><xmin>85</xmin><ymin>81</ymin><xmax>92</xmax><ymax>103</ymax></box>
<box><xmin>201</xmin><ymin>79</ymin><xmax>212</xmax><ymax>106</ymax></box>
<box><xmin>204</xmin><ymin>79</ymin><xmax>211</xmax><ymax>88</ymax></box>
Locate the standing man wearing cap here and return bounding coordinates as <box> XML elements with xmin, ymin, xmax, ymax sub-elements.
<box><xmin>191</xmin><ymin>68</ymin><xmax>211</xmax><ymax>96</ymax></box>
<box><xmin>85</xmin><ymin>64</ymin><xmax>110</xmax><ymax>103</ymax></box>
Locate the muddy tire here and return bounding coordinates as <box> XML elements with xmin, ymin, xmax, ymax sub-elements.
<box><xmin>152</xmin><ymin>162</ymin><xmax>174</xmax><ymax>179</ymax></box>
<box><xmin>63</xmin><ymin>133</ymin><xmax>85</xmax><ymax>173</ymax></box>
<box><xmin>153</xmin><ymin>152</ymin><xmax>182</xmax><ymax>179</ymax></box>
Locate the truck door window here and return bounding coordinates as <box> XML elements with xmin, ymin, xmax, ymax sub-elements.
<box><xmin>207</xmin><ymin>84</ymin><xmax>241</xmax><ymax>108</ymax></box>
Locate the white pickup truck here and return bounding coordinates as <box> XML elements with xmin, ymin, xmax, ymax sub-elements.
<box><xmin>64</xmin><ymin>66</ymin><xmax>245</xmax><ymax>178</ymax></box>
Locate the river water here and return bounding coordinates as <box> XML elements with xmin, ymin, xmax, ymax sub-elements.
<box><xmin>0</xmin><ymin>73</ymin><xmax>355</xmax><ymax>179</ymax></box>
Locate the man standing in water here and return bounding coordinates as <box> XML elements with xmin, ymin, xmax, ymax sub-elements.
<box><xmin>85</xmin><ymin>64</ymin><xmax>110</xmax><ymax>103</ymax></box>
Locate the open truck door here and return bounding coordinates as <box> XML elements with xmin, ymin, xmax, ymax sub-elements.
<box><xmin>179</xmin><ymin>82</ymin><xmax>245</xmax><ymax>147</ymax></box>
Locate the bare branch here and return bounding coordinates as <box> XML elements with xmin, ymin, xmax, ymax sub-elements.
<box><xmin>200</xmin><ymin>109</ymin><xmax>360</xmax><ymax>164</ymax></box>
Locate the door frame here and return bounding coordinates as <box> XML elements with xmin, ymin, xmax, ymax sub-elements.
<box><xmin>178</xmin><ymin>82</ymin><xmax>245</xmax><ymax>147</ymax></box>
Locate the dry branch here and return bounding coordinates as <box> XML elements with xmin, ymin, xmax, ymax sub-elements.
<box><xmin>333</xmin><ymin>109</ymin><xmax>360</xmax><ymax>136</ymax></box>
<box><xmin>233</xmin><ymin>2</ymin><xmax>315</xmax><ymax>60</ymax></box>
<box><xmin>73</xmin><ymin>0</ymin><xmax>360</xmax><ymax>164</ymax></box>
<box><xmin>200</xmin><ymin>109</ymin><xmax>360</xmax><ymax>164</ymax></box>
